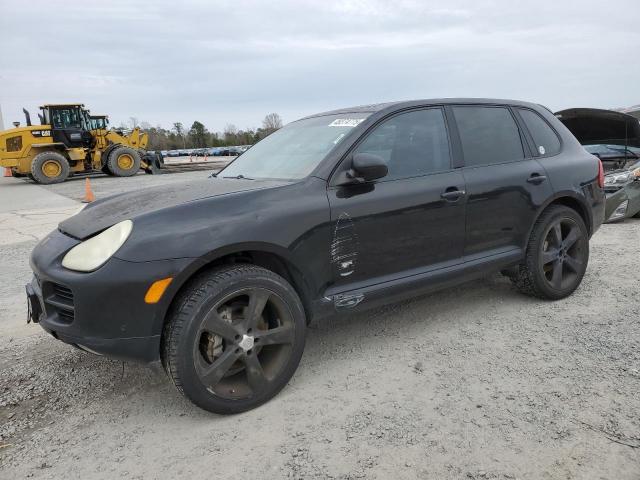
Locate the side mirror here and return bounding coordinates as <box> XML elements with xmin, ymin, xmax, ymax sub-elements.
<box><xmin>338</xmin><ymin>153</ymin><xmax>388</xmax><ymax>185</ymax></box>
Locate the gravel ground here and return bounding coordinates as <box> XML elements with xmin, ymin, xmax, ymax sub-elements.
<box><xmin>1</xmin><ymin>172</ymin><xmax>639</xmax><ymax>479</ymax></box>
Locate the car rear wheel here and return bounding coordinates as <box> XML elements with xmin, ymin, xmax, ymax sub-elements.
<box><xmin>511</xmin><ymin>205</ymin><xmax>589</xmax><ymax>300</ymax></box>
<box><xmin>162</xmin><ymin>265</ymin><xmax>306</xmax><ymax>414</ymax></box>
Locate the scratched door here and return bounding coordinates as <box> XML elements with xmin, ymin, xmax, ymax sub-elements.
<box><xmin>326</xmin><ymin>107</ymin><xmax>466</xmax><ymax>290</ymax></box>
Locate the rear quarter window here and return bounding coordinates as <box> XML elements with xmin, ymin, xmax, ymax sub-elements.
<box><xmin>518</xmin><ymin>108</ymin><xmax>561</xmax><ymax>156</ymax></box>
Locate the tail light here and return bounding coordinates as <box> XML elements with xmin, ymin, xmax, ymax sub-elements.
<box><xmin>597</xmin><ymin>159</ymin><xmax>605</xmax><ymax>188</ymax></box>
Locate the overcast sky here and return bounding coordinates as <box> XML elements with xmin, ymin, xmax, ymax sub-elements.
<box><xmin>1</xmin><ymin>0</ymin><xmax>638</xmax><ymax>132</ymax></box>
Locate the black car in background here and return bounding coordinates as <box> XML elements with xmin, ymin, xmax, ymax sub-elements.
<box><xmin>27</xmin><ymin>99</ymin><xmax>604</xmax><ymax>414</ymax></box>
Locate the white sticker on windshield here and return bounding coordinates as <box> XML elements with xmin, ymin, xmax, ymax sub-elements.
<box><xmin>329</xmin><ymin>118</ymin><xmax>365</xmax><ymax>127</ymax></box>
<box><xmin>538</xmin><ymin>145</ymin><xmax>546</xmax><ymax>155</ymax></box>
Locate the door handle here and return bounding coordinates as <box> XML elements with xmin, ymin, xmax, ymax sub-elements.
<box><xmin>527</xmin><ymin>173</ymin><xmax>547</xmax><ymax>185</ymax></box>
<box><xmin>441</xmin><ymin>188</ymin><xmax>465</xmax><ymax>201</ymax></box>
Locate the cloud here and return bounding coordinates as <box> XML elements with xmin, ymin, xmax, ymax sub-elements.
<box><xmin>1</xmin><ymin>0</ymin><xmax>638</xmax><ymax>131</ymax></box>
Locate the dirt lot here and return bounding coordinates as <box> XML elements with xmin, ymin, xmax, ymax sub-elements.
<box><xmin>1</xmin><ymin>171</ymin><xmax>639</xmax><ymax>480</ymax></box>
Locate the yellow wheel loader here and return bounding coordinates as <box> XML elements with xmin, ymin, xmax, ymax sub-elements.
<box><xmin>0</xmin><ymin>104</ymin><xmax>152</xmax><ymax>184</ymax></box>
<box><xmin>87</xmin><ymin>114</ymin><xmax>150</xmax><ymax>177</ymax></box>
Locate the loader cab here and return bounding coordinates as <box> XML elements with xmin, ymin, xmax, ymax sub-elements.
<box><xmin>40</xmin><ymin>104</ymin><xmax>93</xmax><ymax>148</ymax></box>
<box><xmin>89</xmin><ymin>115</ymin><xmax>109</xmax><ymax>130</ymax></box>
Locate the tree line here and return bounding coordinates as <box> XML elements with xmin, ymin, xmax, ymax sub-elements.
<box><xmin>123</xmin><ymin>113</ymin><xmax>283</xmax><ymax>151</ymax></box>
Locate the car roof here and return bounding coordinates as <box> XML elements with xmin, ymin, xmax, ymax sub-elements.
<box><xmin>300</xmin><ymin>98</ymin><xmax>546</xmax><ymax>119</ymax></box>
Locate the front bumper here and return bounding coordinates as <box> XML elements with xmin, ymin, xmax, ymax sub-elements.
<box><xmin>28</xmin><ymin>229</ymin><xmax>194</xmax><ymax>363</ymax></box>
<box><xmin>604</xmin><ymin>180</ymin><xmax>640</xmax><ymax>222</ymax></box>
<box><xmin>604</xmin><ymin>188</ymin><xmax>629</xmax><ymax>222</ymax></box>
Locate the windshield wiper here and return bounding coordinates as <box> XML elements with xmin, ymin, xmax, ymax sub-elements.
<box><xmin>222</xmin><ymin>174</ymin><xmax>254</xmax><ymax>180</ymax></box>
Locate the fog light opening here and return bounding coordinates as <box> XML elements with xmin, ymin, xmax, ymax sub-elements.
<box><xmin>607</xmin><ymin>200</ymin><xmax>628</xmax><ymax>221</ymax></box>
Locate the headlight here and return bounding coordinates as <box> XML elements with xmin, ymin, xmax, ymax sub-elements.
<box><xmin>62</xmin><ymin>220</ymin><xmax>133</xmax><ymax>272</ymax></box>
<box><xmin>604</xmin><ymin>171</ymin><xmax>633</xmax><ymax>185</ymax></box>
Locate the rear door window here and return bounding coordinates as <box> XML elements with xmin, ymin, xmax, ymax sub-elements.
<box><xmin>452</xmin><ymin>106</ymin><xmax>524</xmax><ymax>167</ymax></box>
<box><xmin>517</xmin><ymin>108</ymin><xmax>561</xmax><ymax>156</ymax></box>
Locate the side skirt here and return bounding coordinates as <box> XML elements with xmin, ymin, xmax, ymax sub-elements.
<box><xmin>312</xmin><ymin>247</ymin><xmax>522</xmax><ymax>319</ymax></box>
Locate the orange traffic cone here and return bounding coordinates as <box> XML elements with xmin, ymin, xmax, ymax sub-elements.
<box><xmin>82</xmin><ymin>178</ymin><xmax>95</xmax><ymax>203</ymax></box>
<box><xmin>3</xmin><ymin>167</ymin><xmax>12</xmax><ymax>177</ymax></box>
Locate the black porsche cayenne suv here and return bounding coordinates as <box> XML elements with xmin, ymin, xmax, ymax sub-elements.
<box><xmin>27</xmin><ymin>99</ymin><xmax>605</xmax><ymax>413</ymax></box>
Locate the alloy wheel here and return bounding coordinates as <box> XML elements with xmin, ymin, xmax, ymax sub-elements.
<box><xmin>192</xmin><ymin>287</ymin><xmax>296</xmax><ymax>400</ymax></box>
<box><xmin>540</xmin><ymin>217</ymin><xmax>586</xmax><ymax>290</ymax></box>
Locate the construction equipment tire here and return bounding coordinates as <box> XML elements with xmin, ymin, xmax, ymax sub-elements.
<box><xmin>30</xmin><ymin>151</ymin><xmax>70</xmax><ymax>185</ymax></box>
<box><xmin>107</xmin><ymin>146</ymin><xmax>141</xmax><ymax>177</ymax></box>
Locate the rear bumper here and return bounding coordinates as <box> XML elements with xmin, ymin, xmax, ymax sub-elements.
<box><xmin>588</xmin><ymin>183</ymin><xmax>606</xmax><ymax>234</ymax></box>
<box><xmin>28</xmin><ymin>229</ymin><xmax>194</xmax><ymax>363</ymax></box>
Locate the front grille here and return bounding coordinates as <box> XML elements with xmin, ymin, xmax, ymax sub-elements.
<box><xmin>45</xmin><ymin>282</ymin><xmax>75</xmax><ymax>325</ymax></box>
<box><xmin>53</xmin><ymin>284</ymin><xmax>74</xmax><ymax>302</ymax></box>
<box><xmin>57</xmin><ymin>309</ymin><xmax>75</xmax><ymax>323</ymax></box>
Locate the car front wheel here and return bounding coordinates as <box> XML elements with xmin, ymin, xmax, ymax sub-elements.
<box><xmin>511</xmin><ymin>205</ymin><xmax>589</xmax><ymax>300</ymax></box>
<box><xmin>162</xmin><ymin>265</ymin><xmax>306</xmax><ymax>414</ymax></box>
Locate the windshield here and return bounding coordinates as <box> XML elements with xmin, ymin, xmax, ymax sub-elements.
<box><xmin>219</xmin><ymin>113</ymin><xmax>371</xmax><ymax>180</ymax></box>
<box><xmin>90</xmin><ymin>117</ymin><xmax>108</xmax><ymax>129</ymax></box>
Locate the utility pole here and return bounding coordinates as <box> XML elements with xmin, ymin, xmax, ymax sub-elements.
<box><xmin>0</xmin><ymin>103</ymin><xmax>4</xmax><ymax>131</ymax></box>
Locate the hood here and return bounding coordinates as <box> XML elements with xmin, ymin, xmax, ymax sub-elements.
<box><xmin>59</xmin><ymin>177</ymin><xmax>290</xmax><ymax>239</ymax></box>
<box><xmin>554</xmin><ymin>108</ymin><xmax>640</xmax><ymax>147</ymax></box>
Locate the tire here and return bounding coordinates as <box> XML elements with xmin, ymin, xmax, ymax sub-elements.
<box><xmin>107</xmin><ymin>146</ymin><xmax>141</xmax><ymax>177</ymax></box>
<box><xmin>30</xmin><ymin>151</ymin><xmax>70</xmax><ymax>184</ymax></box>
<box><xmin>162</xmin><ymin>265</ymin><xmax>306</xmax><ymax>414</ymax></box>
<box><xmin>511</xmin><ymin>206</ymin><xmax>589</xmax><ymax>300</ymax></box>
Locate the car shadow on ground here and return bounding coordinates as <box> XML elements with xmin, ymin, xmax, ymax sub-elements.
<box><xmin>2</xmin><ymin>272</ymin><xmax>529</xmax><ymax>423</ymax></box>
